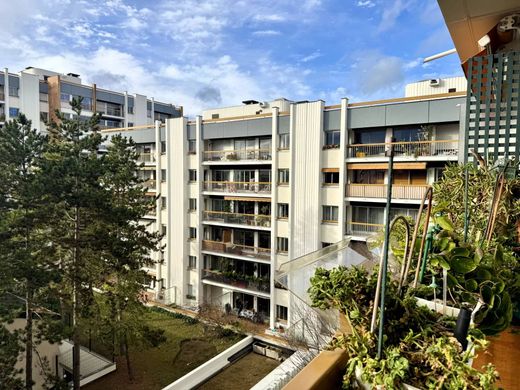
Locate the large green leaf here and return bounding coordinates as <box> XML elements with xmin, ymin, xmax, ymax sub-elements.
<box><xmin>435</xmin><ymin>215</ymin><xmax>454</xmax><ymax>231</ymax></box>
<box><xmin>450</xmin><ymin>256</ymin><xmax>477</xmax><ymax>274</ymax></box>
<box><xmin>481</xmin><ymin>285</ymin><xmax>495</xmax><ymax>308</ymax></box>
<box><xmin>465</xmin><ymin>279</ymin><xmax>478</xmax><ymax>291</ymax></box>
<box><xmin>451</xmin><ymin>247</ymin><xmax>470</xmax><ymax>257</ymax></box>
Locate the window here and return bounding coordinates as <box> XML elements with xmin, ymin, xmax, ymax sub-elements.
<box><xmin>276</xmin><ymin>305</ymin><xmax>288</xmax><ymax>322</ymax></box>
<box><xmin>161</xmin><ymin>141</ymin><xmax>166</xmax><ymax>154</ymax></box>
<box><xmin>322</xmin><ymin>205</ymin><xmax>338</xmax><ymax>223</ymax></box>
<box><xmin>39</xmin><ymin>93</ymin><xmax>48</xmax><ymax>102</ymax></box>
<box><xmin>9</xmin><ymin>87</ymin><xmax>19</xmax><ymax>97</ymax></box>
<box><xmin>161</xmin><ymin>169</ymin><xmax>167</xmax><ymax>182</ymax></box>
<box><xmin>323</xmin><ymin>171</ymin><xmax>339</xmax><ymax>185</ymax></box>
<box><xmin>161</xmin><ymin>197</ymin><xmax>167</xmax><ymax>210</ymax></box>
<box><xmin>277</xmin><ymin>237</ymin><xmax>288</xmax><ymax>253</ymax></box>
<box><xmin>188</xmin><ymin>140</ymin><xmax>196</xmax><ymax>154</ymax></box>
<box><xmin>189</xmin><ymin>227</ymin><xmax>197</xmax><ymax>240</ymax></box>
<box><xmin>277</xmin><ymin>203</ymin><xmax>289</xmax><ymax>219</ymax></box>
<box><xmin>278</xmin><ymin>169</ymin><xmax>289</xmax><ymax>185</ymax></box>
<box><xmin>9</xmin><ymin>107</ymin><xmax>19</xmax><ymax>117</ymax></box>
<box><xmin>279</xmin><ymin>133</ymin><xmax>290</xmax><ymax>150</ymax></box>
<box><xmin>211</xmin><ymin>113</ymin><xmax>219</xmax><ymax>119</ymax></box>
<box><xmin>186</xmin><ymin>284</ymin><xmax>195</xmax><ymax>299</ymax></box>
<box><xmin>188</xmin><ymin>169</ymin><xmax>197</xmax><ymax>182</ymax></box>
<box><xmin>188</xmin><ymin>256</ymin><xmax>197</xmax><ymax>269</ymax></box>
<box><xmin>128</xmin><ymin>122</ymin><xmax>134</xmax><ymax>127</ymax></box>
<box><xmin>324</xmin><ymin>130</ymin><xmax>340</xmax><ymax>147</ymax></box>
<box><xmin>189</xmin><ymin>198</ymin><xmax>197</xmax><ymax>212</ymax></box>
<box><xmin>147</xmin><ymin>109</ymin><xmax>152</xmax><ymax>118</ymax></box>
<box><xmin>353</xmin><ymin>128</ymin><xmax>386</xmax><ymax>144</ymax></box>
<box><xmin>40</xmin><ymin>112</ymin><xmax>48</xmax><ymax>122</ymax></box>
<box><xmin>128</xmin><ymin>106</ymin><xmax>134</xmax><ymax>114</ymax></box>
<box><xmin>161</xmin><ymin>224</ymin><xmax>167</xmax><ymax>236</ymax></box>
<box><xmin>448</xmin><ymin>88</ymin><xmax>456</xmax><ymax>93</ymax></box>
<box><xmin>60</xmin><ymin>93</ymin><xmax>70</xmax><ymax>102</ymax></box>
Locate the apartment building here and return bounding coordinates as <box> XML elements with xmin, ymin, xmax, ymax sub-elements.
<box><xmin>0</xmin><ymin>67</ymin><xmax>182</xmax><ymax>132</ymax></box>
<box><xmin>101</xmin><ymin>77</ymin><xmax>466</xmax><ymax>331</ymax></box>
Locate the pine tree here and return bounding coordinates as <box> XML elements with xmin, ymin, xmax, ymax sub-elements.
<box><xmin>96</xmin><ymin>134</ymin><xmax>161</xmax><ymax>380</ymax></box>
<box><xmin>0</xmin><ymin>115</ymin><xmax>58</xmax><ymax>389</ymax></box>
<box><xmin>41</xmin><ymin>99</ymin><xmax>108</xmax><ymax>389</ymax></box>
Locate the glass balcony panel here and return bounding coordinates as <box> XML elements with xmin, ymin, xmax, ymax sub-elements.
<box><xmin>203</xmin><ymin>211</ymin><xmax>271</xmax><ymax>228</ymax></box>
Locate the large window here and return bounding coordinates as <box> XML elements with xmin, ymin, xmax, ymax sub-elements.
<box><xmin>9</xmin><ymin>107</ymin><xmax>19</xmax><ymax>117</ymax></box>
<box><xmin>353</xmin><ymin>128</ymin><xmax>386</xmax><ymax>144</ymax></box>
<box><xmin>279</xmin><ymin>133</ymin><xmax>290</xmax><ymax>150</ymax></box>
<box><xmin>188</xmin><ymin>256</ymin><xmax>197</xmax><ymax>270</ymax></box>
<box><xmin>277</xmin><ymin>203</ymin><xmax>289</xmax><ymax>219</ymax></box>
<box><xmin>189</xmin><ymin>227</ymin><xmax>197</xmax><ymax>240</ymax></box>
<box><xmin>322</xmin><ymin>205</ymin><xmax>338</xmax><ymax>223</ymax></box>
<box><xmin>324</xmin><ymin>130</ymin><xmax>340</xmax><ymax>147</ymax></box>
<box><xmin>188</xmin><ymin>140</ymin><xmax>196</xmax><ymax>154</ymax></box>
<box><xmin>187</xmin><ymin>284</ymin><xmax>195</xmax><ymax>299</ymax></box>
<box><xmin>188</xmin><ymin>198</ymin><xmax>197</xmax><ymax>211</ymax></box>
<box><xmin>278</xmin><ymin>169</ymin><xmax>289</xmax><ymax>185</ymax></box>
<box><xmin>277</xmin><ymin>237</ymin><xmax>289</xmax><ymax>253</ymax></box>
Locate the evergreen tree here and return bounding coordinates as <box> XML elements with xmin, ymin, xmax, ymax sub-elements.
<box><xmin>95</xmin><ymin>134</ymin><xmax>161</xmax><ymax>380</ymax></box>
<box><xmin>0</xmin><ymin>115</ymin><xmax>58</xmax><ymax>389</ymax></box>
<box><xmin>42</xmin><ymin>99</ymin><xmax>108</xmax><ymax>389</ymax></box>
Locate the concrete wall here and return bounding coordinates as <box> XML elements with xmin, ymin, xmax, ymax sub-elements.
<box><xmin>19</xmin><ymin>71</ymin><xmax>41</xmax><ymax>131</ymax></box>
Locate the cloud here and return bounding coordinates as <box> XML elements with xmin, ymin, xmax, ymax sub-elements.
<box><xmin>195</xmin><ymin>86</ymin><xmax>222</xmax><ymax>104</ymax></box>
<box><xmin>301</xmin><ymin>51</ymin><xmax>322</xmax><ymax>63</ymax></box>
<box><xmin>252</xmin><ymin>30</ymin><xmax>281</xmax><ymax>36</ymax></box>
<box><xmin>377</xmin><ymin>0</ymin><xmax>410</xmax><ymax>33</ymax></box>
<box><xmin>253</xmin><ymin>14</ymin><xmax>285</xmax><ymax>22</ymax></box>
<box><xmin>357</xmin><ymin>1</ymin><xmax>376</xmax><ymax>8</ymax></box>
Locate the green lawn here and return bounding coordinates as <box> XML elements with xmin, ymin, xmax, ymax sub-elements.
<box><xmin>83</xmin><ymin>308</ymin><xmax>243</xmax><ymax>390</ymax></box>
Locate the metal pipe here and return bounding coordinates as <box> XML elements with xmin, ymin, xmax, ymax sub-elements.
<box><xmin>423</xmin><ymin>48</ymin><xmax>457</xmax><ymax>63</ymax></box>
<box><xmin>376</xmin><ymin>142</ymin><xmax>395</xmax><ymax>359</ymax></box>
<box><xmin>412</xmin><ymin>187</ymin><xmax>433</xmax><ymax>288</ymax></box>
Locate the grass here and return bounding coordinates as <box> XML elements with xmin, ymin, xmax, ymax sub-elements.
<box><xmin>83</xmin><ymin>307</ymin><xmax>243</xmax><ymax>390</ymax></box>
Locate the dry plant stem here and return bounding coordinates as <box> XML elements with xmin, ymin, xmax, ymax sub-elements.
<box><xmin>413</xmin><ymin>187</ymin><xmax>433</xmax><ymax>288</ymax></box>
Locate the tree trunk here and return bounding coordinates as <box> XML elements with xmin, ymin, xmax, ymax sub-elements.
<box><xmin>123</xmin><ymin>333</ymin><xmax>133</xmax><ymax>381</ymax></box>
<box><xmin>25</xmin><ymin>284</ymin><xmax>33</xmax><ymax>390</ymax></box>
<box><xmin>72</xmin><ymin>206</ymin><xmax>81</xmax><ymax>390</ymax></box>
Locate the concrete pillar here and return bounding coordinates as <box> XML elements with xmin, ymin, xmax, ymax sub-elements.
<box><xmin>269</xmin><ymin>106</ymin><xmax>279</xmax><ymax>329</ymax></box>
<box><xmin>154</xmin><ymin>120</ymin><xmax>162</xmax><ymax>295</ymax></box>
<box><xmin>4</xmin><ymin>68</ymin><xmax>10</xmax><ymax>121</ymax></box>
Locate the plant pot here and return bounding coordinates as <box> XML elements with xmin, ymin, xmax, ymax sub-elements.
<box><xmin>253</xmin><ymin>342</ymin><xmax>267</xmax><ymax>356</ymax></box>
<box><xmin>415</xmin><ymin>297</ymin><xmax>460</xmax><ymax>318</ymax></box>
<box><xmin>355</xmin><ymin>366</ymin><xmax>420</xmax><ymax>390</ymax></box>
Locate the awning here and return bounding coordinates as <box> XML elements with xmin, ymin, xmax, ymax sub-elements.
<box><xmin>224</xmin><ymin>196</ymin><xmax>271</xmax><ymax>202</ymax></box>
<box><xmin>322</xmin><ymin>168</ymin><xmax>340</xmax><ymax>173</ymax></box>
<box><xmin>347</xmin><ymin>162</ymin><xmax>426</xmax><ymax>170</ymax></box>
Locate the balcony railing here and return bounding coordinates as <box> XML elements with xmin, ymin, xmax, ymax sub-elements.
<box><xmin>143</xmin><ymin>179</ymin><xmax>156</xmax><ymax>189</ymax></box>
<box><xmin>203</xmin><ymin>149</ymin><xmax>272</xmax><ymax>162</ymax></box>
<box><xmin>347</xmin><ymin>221</ymin><xmax>384</xmax><ymax>235</ymax></box>
<box><xmin>138</xmin><ymin>153</ymin><xmax>156</xmax><ymax>163</ymax></box>
<box><xmin>348</xmin><ymin>140</ymin><xmax>458</xmax><ymax>158</ymax></box>
<box><xmin>202</xmin><ymin>240</ymin><xmax>271</xmax><ymax>260</ymax></box>
<box><xmin>98</xmin><ymin>107</ymin><xmax>123</xmax><ymax>117</ymax></box>
<box><xmin>346</xmin><ymin>184</ymin><xmax>429</xmax><ymax>200</ymax></box>
<box><xmin>203</xmin><ymin>210</ymin><xmax>271</xmax><ymax>228</ymax></box>
<box><xmin>203</xmin><ymin>181</ymin><xmax>271</xmax><ymax>193</ymax></box>
<box><xmin>202</xmin><ymin>269</ymin><xmax>270</xmax><ymax>294</ymax></box>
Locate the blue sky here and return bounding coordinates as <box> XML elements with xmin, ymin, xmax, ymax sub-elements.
<box><xmin>0</xmin><ymin>0</ymin><xmax>463</xmax><ymax>115</ymax></box>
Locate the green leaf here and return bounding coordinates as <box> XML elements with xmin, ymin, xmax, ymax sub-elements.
<box><xmin>465</xmin><ymin>279</ymin><xmax>478</xmax><ymax>291</ymax></box>
<box><xmin>481</xmin><ymin>285</ymin><xmax>495</xmax><ymax>307</ymax></box>
<box><xmin>438</xmin><ymin>257</ymin><xmax>451</xmax><ymax>270</ymax></box>
<box><xmin>450</xmin><ymin>256</ymin><xmax>477</xmax><ymax>274</ymax></box>
<box><xmin>435</xmin><ymin>215</ymin><xmax>454</xmax><ymax>231</ymax></box>
<box><xmin>451</xmin><ymin>247</ymin><xmax>470</xmax><ymax>257</ymax></box>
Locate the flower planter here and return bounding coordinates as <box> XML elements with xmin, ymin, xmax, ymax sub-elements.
<box><xmin>253</xmin><ymin>342</ymin><xmax>267</xmax><ymax>356</ymax></box>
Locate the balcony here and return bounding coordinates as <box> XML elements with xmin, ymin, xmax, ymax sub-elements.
<box><xmin>143</xmin><ymin>179</ymin><xmax>156</xmax><ymax>190</ymax></box>
<box><xmin>347</xmin><ymin>140</ymin><xmax>458</xmax><ymax>159</ymax></box>
<box><xmin>138</xmin><ymin>153</ymin><xmax>156</xmax><ymax>163</ymax></box>
<box><xmin>202</xmin><ymin>269</ymin><xmax>270</xmax><ymax>294</ymax></box>
<box><xmin>98</xmin><ymin>106</ymin><xmax>123</xmax><ymax>117</ymax></box>
<box><xmin>203</xmin><ymin>181</ymin><xmax>271</xmax><ymax>194</ymax></box>
<box><xmin>346</xmin><ymin>184</ymin><xmax>429</xmax><ymax>200</ymax></box>
<box><xmin>347</xmin><ymin>221</ymin><xmax>384</xmax><ymax>235</ymax></box>
<box><xmin>203</xmin><ymin>149</ymin><xmax>272</xmax><ymax>163</ymax></box>
<box><xmin>202</xmin><ymin>240</ymin><xmax>271</xmax><ymax>260</ymax></box>
<box><xmin>203</xmin><ymin>211</ymin><xmax>271</xmax><ymax>228</ymax></box>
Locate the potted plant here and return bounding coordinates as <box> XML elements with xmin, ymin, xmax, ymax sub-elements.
<box><xmin>308</xmin><ymin>266</ymin><xmax>499</xmax><ymax>389</ymax></box>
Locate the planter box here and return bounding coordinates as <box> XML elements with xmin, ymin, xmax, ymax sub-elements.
<box><xmin>415</xmin><ymin>297</ymin><xmax>460</xmax><ymax>318</ymax></box>
<box><xmin>265</xmin><ymin>346</ymin><xmax>282</xmax><ymax>360</ymax></box>
<box><xmin>252</xmin><ymin>342</ymin><xmax>267</xmax><ymax>356</ymax></box>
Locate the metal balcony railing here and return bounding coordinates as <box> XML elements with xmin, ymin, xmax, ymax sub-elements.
<box><xmin>202</xmin><ymin>269</ymin><xmax>270</xmax><ymax>294</ymax></box>
<box><xmin>346</xmin><ymin>184</ymin><xmax>429</xmax><ymax>200</ymax></box>
<box><xmin>348</xmin><ymin>140</ymin><xmax>458</xmax><ymax>158</ymax></box>
<box><xmin>347</xmin><ymin>221</ymin><xmax>384</xmax><ymax>235</ymax></box>
<box><xmin>203</xmin><ymin>210</ymin><xmax>271</xmax><ymax>228</ymax></box>
<box><xmin>202</xmin><ymin>240</ymin><xmax>271</xmax><ymax>260</ymax></box>
<box><xmin>203</xmin><ymin>181</ymin><xmax>271</xmax><ymax>193</ymax></box>
<box><xmin>137</xmin><ymin>153</ymin><xmax>156</xmax><ymax>163</ymax></box>
<box><xmin>203</xmin><ymin>149</ymin><xmax>272</xmax><ymax>162</ymax></box>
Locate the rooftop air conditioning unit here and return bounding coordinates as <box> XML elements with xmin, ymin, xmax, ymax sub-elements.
<box><xmin>429</xmin><ymin>79</ymin><xmax>440</xmax><ymax>87</ymax></box>
<box><xmin>259</xmin><ymin>101</ymin><xmax>269</xmax><ymax>108</ymax></box>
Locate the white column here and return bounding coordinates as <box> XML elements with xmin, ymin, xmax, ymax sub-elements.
<box><xmin>195</xmin><ymin>115</ymin><xmax>203</xmax><ymax>307</ymax></box>
<box><xmin>269</xmin><ymin>106</ymin><xmax>279</xmax><ymax>329</ymax></box>
<box><xmin>339</xmin><ymin>98</ymin><xmax>349</xmax><ymax>238</ymax></box>
<box><xmin>4</xmin><ymin>68</ymin><xmax>10</xmax><ymax>121</ymax></box>
<box><xmin>124</xmin><ymin>91</ymin><xmax>129</xmax><ymax>128</ymax></box>
<box><xmin>154</xmin><ymin>120</ymin><xmax>162</xmax><ymax>295</ymax></box>
<box><xmin>150</xmin><ymin>97</ymin><xmax>155</xmax><ymax>124</ymax></box>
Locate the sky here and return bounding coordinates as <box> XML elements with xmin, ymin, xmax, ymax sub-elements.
<box><xmin>0</xmin><ymin>0</ymin><xmax>463</xmax><ymax>116</ymax></box>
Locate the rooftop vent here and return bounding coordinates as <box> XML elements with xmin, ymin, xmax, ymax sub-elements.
<box><xmin>67</xmin><ymin>73</ymin><xmax>80</xmax><ymax>78</ymax></box>
<box><xmin>429</xmin><ymin>79</ymin><xmax>441</xmax><ymax>87</ymax></box>
<box><xmin>242</xmin><ymin>99</ymin><xmax>260</xmax><ymax>105</ymax></box>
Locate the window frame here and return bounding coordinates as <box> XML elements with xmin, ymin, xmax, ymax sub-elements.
<box><xmin>277</xmin><ymin>169</ymin><xmax>289</xmax><ymax>185</ymax></box>
<box><xmin>277</xmin><ymin>203</ymin><xmax>289</xmax><ymax>219</ymax></box>
<box><xmin>322</xmin><ymin>205</ymin><xmax>339</xmax><ymax>223</ymax></box>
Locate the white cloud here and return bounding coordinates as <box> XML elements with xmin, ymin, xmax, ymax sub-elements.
<box><xmin>377</xmin><ymin>0</ymin><xmax>410</xmax><ymax>33</ymax></box>
<box><xmin>357</xmin><ymin>1</ymin><xmax>376</xmax><ymax>8</ymax></box>
<box><xmin>301</xmin><ymin>51</ymin><xmax>322</xmax><ymax>63</ymax></box>
<box><xmin>252</xmin><ymin>30</ymin><xmax>281</xmax><ymax>36</ymax></box>
<box><xmin>253</xmin><ymin>14</ymin><xmax>286</xmax><ymax>22</ymax></box>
